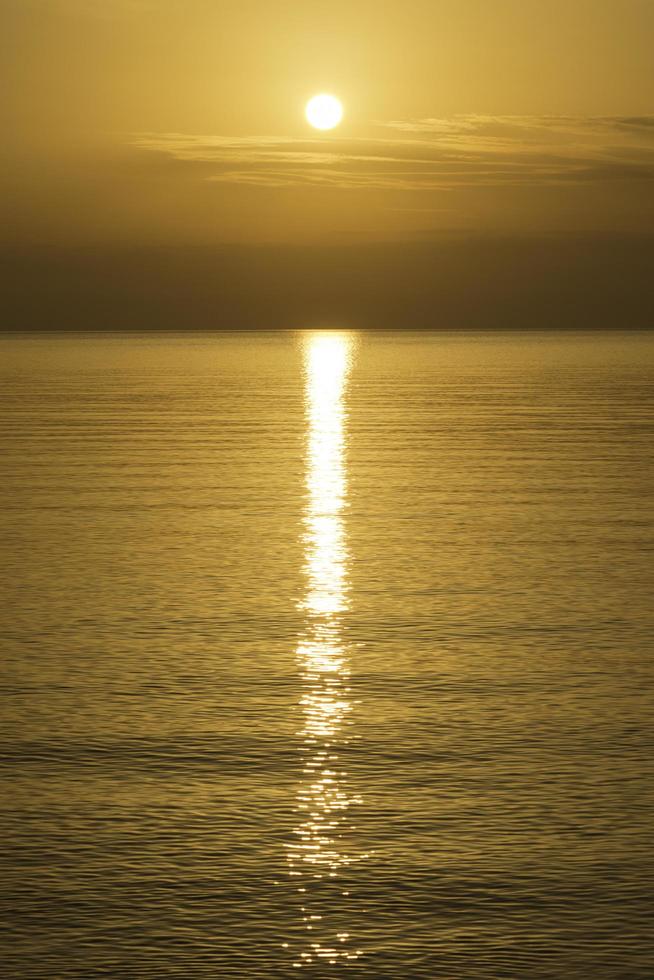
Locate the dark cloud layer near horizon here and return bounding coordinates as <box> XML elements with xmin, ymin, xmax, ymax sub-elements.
<box><xmin>3</xmin><ymin>234</ymin><xmax>653</xmax><ymax>332</ymax></box>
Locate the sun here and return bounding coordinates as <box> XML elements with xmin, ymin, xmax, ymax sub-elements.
<box><xmin>305</xmin><ymin>94</ymin><xmax>343</xmax><ymax>131</ymax></box>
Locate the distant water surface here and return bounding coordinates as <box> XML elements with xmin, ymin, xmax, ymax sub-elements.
<box><xmin>1</xmin><ymin>330</ymin><xmax>653</xmax><ymax>978</ymax></box>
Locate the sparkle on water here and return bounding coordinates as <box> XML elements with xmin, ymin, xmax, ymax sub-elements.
<box><xmin>285</xmin><ymin>333</ymin><xmax>367</xmax><ymax>967</ymax></box>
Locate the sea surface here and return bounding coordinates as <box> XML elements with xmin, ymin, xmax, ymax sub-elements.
<box><xmin>1</xmin><ymin>330</ymin><xmax>653</xmax><ymax>978</ymax></box>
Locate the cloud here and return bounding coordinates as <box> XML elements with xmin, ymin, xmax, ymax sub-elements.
<box><xmin>133</xmin><ymin>116</ymin><xmax>654</xmax><ymax>192</ymax></box>
<box><xmin>33</xmin><ymin>0</ymin><xmax>158</xmax><ymax>18</ymax></box>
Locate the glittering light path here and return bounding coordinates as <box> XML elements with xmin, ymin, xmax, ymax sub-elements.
<box><xmin>285</xmin><ymin>332</ymin><xmax>365</xmax><ymax>968</ymax></box>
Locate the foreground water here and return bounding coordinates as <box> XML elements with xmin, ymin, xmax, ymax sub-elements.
<box><xmin>1</xmin><ymin>330</ymin><xmax>653</xmax><ymax>978</ymax></box>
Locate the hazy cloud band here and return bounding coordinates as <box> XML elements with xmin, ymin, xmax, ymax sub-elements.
<box><xmin>133</xmin><ymin>115</ymin><xmax>654</xmax><ymax>191</ymax></box>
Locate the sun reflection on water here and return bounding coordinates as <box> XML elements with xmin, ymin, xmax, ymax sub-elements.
<box><xmin>286</xmin><ymin>332</ymin><xmax>365</xmax><ymax>968</ymax></box>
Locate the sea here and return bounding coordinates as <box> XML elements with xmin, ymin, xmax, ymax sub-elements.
<box><xmin>1</xmin><ymin>330</ymin><xmax>653</xmax><ymax>978</ymax></box>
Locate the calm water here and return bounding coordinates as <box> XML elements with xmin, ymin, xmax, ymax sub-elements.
<box><xmin>1</xmin><ymin>330</ymin><xmax>653</xmax><ymax>978</ymax></box>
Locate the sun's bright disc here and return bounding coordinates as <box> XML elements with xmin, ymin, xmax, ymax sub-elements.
<box><xmin>305</xmin><ymin>94</ymin><xmax>343</xmax><ymax>131</ymax></box>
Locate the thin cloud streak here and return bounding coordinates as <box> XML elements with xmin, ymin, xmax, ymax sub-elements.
<box><xmin>133</xmin><ymin>116</ymin><xmax>654</xmax><ymax>191</ymax></box>
<box><xmin>40</xmin><ymin>0</ymin><xmax>158</xmax><ymax>14</ymax></box>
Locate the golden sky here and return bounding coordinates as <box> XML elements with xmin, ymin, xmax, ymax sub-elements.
<box><xmin>3</xmin><ymin>0</ymin><xmax>654</xmax><ymax>246</ymax></box>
